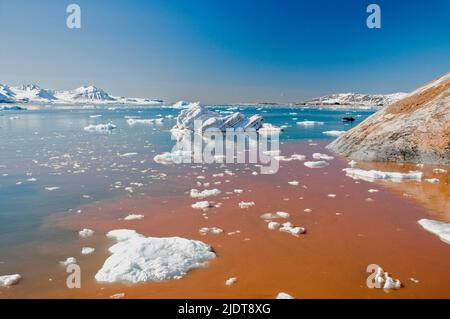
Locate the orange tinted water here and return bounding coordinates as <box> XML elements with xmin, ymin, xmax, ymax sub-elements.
<box><xmin>1</xmin><ymin>141</ymin><xmax>449</xmax><ymax>299</ymax></box>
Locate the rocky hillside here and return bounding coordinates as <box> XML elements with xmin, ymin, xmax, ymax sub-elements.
<box><xmin>297</xmin><ymin>92</ymin><xmax>407</xmax><ymax>107</ymax></box>
<box><xmin>327</xmin><ymin>73</ymin><xmax>450</xmax><ymax>164</ymax></box>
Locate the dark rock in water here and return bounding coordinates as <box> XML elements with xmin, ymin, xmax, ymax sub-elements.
<box><xmin>342</xmin><ymin>117</ymin><xmax>355</xmax><ymax>122</ymax></box>
<box><xmin>327</xmin><ymin>73</ymin><xmax>450</xmax><ymax>165</ymax></box>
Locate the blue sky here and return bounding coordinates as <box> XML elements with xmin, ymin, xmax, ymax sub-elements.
<box><xmin>0</xmin><ymin>0</ymin><xmax>449</xmax><ymax>103</ymax></box>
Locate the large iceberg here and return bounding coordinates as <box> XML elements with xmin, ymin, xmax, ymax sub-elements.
<box><xmin>172</xmin><ymin>102</ymin><xmax>280</xmax><ymax>133</ymax></box>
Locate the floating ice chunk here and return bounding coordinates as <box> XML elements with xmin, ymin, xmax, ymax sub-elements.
<box><xmin>110</xmin><ymin>293</ymin><xmax>125</xmax><ymax>299</ymax></box>
<box><xmin>79</xmin><ymin>228</ymin><xmax>95</xmax><ymax>238</ymax></box>
<box><xmin>81</xmin><ymin>247</ymin><xmax>95</xmax><ymax>255</ymax></box>
<box><xmin>288</xmin><ymin>181</ymin><xmax>299</xmax><ymax>186</ymax></box>
<box><xmin>304</xmin><ymin>161</ymin><xmax>329</xmax><ymax>168</ymax></box>
<box><xmin>279</xmin><ymin>223</ymin><xmax>305</xmax><ymax>236</ymax></box>
<box><xmin>233</xmin><ymin>189</ymin><xmax>244</xmax><ymax>194</ymax></box>
<box><xmin>0</xmin><ymin>274</ymin><xmax>22</xmax><ymax>287</ymax></box>
<box><xmin>60</xmin><ymin>257</ymin><xmax>77</xmax><ymax>266</ymax></box>
<box><xmin>172</xmin><ymin>101</ymin><xmax>190</xmax><ymax>109</ymax></box>
<box><xmin>89</xmin><ymin>114</ymin><xmax>102</xmax><ymax>118</ymax></box>
<box><xmin>323</xmin><ymin>130</ymin><xmax>346</xmax><ymax>137</ymax></box>
<box><xmin>312</xmin><ymin>153</ymin><xmax>334</xmax><ymax>160</ymax></box>
<box><xmin>343</xmin><ymin>168</ymin><xmax>423</xmax><ymax>182</ymax></box>
<box><xmin>433</xmin><ymin>168</ymin><xmax>448</xmax><ymax>174</ymax></box>
<box><xmin>192</xmin><ymin>201</ymin><xmax>213</xmax><ymax>210</ymax></box>
<box><xmin>95</xmin><ymin>229</ymin><xmax>216</xmax><ymax>283</ymax></box>
<box><xmin>348</xmin><ymin>160</ymin><xmax>357</xmax><ymax>167</ymax></box>
<box><xmin>199</xmin><ymin>227</ymin><xmax>223</xmax><ymax>235</ymax></box>
<box><xmin>84</xmin><ymin>122</ymin><xmax>116</xmax><ymax>132</ymax></box>
<box><xmin>371</xmin><ymin>266</ymin><xmax>402</xmax><ymax>290</ymax></box>
<box><xmin>425</xmin><ymin>178</ymin><xmax>440</xmax><ymax>184</ymax></box>
<box><xmin>276</xmin><ymin>292</ymin><xmax>295</xmax><ymax>299</ymax></box>
<box><xmin>190</xmin><ymin>188</ymin><xmax>222</xmax><ymax>199</ymax></box>
<box><xmin>238</xmin><ymin>201</ymin><xmax>255</xmax><ymax>209</ymax></box>
<box><xmin>124</xmin><ymin>214</ymin><xmax>144</xmax><ymax>221</ymax></box>
<box><xmin>273</xmin><ymin>154</ymin><xmax>306</xmax><ymax>162</ymax></box>
<box><xmin>225</xmin><ymin>277</ymin><xmax>237</xmax><ymax>286</ymax></box>
<box><xmin>45</xmin><ymin>186</ymin><xmax>60</xmax><ymax>191</ymax></box>
<box><xmin>268</xmin><ymin>222</ymin><xmax>281</xmax><ymax>230</ymax></box>
<box><xmin>368</xmin><ymin>189</ymin><xmax>379</xmax><ymax>193</ymax></box>
<box><xmin>296</xmin><ymin>121</ymin><xmax>324</xmax><ymax>126</ymax></box>
<box><xmin>118</xmin><ymin>152</ymin><xmax>138</xmax><ymax>157</ymax></box>
<box><xmin>328</xmin><ymin>194</ymin><xmax>336</xmax><ymax>198</ymax></box>
<box><xmin>418</xmin><ymin>219</ymin><xmax>450</xmax><ymax>244</ymax></box>
<box><xmin>153</xmin><ymin>151</ymin><xmax>192</xmax><ymax>165</ymax></box>
<box><xmin>127</xmin><ymin>118</ymin><xmax>163</xmax><ymax>125</ymax></box>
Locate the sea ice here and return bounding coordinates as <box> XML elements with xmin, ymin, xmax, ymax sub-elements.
<box><xmin>79</xmin><ymin>228</ymin><xmax>95</xmax><ymax>238</ymax></box>
<box><xmin>312</xmin><ymin>153</ymin><xmax>334</xmax><ymax>160</ymax></box>
<box><xmin>190</xmin><ymin>188</ymin><xmax>222</xmax><ymax>199</ymax></box>
<box><xmin>81</xmin><ymin>247</ymin><xmax>95</xmax><ymax>255</ymax></box>
<box><xmin>95</xmin><ymin>229</ymin><xmax>216</xmax><ymax>283</ymax></box>
<box><xmin>192</xmin><ymin>201</ymin><xmax>213</xmax><ymax>209</ymax></box>
<box><xmin>153</xmin><ymin>150</ymin><xmax>192</xmax><ymax>165</ymax></box>
<box><xmin>304</xmin><ymin>161</ymin><xmax>329</xmax><ymax>168</ymax></box>
<box><xmin>372</xmin><ymin>266</ymin><xmax>402</xmax><ymax>290</ymax></box>
<box><xmin>276</xmin><ymin>292</ymin><xmax>295</xmax><ymax>299</ymax></box>
<box><xmin>199</xmin><ymin>227</ymin><xmax>224</xmax><ymax>235</ymax></box>
<box><xmin>323</xmin><ymin>130</ymin><xmax>346</xmax><ymax>137</ymax></box>
<box><xmin>124</xmin><ymin>214</ymin><xmax>144</xmax><ymax>221</ymax></box>
<box><xmin>84</xmin><ymin>122</ymin><xmax>116</xmax><ymax>132</ymax></box>
<box><xmin>238</xmin><ymin>201</ymin><xmax>255</xmax><ymax>209</ymax></box>
<box><xmin>225</xmin><ymin>277</ymin><xmax>237</xmax><ymax>286</ymax></box>
<box><xmin>418</xmin><ymin>219</ymin><xmax>450</xmax><ymax>244</ymax></box>
<box><xmin>343</xmin><ymin>168</ymin><xmax>423</xmax><ymax>182</ymax></box>
<box><xmin>0</xmin><ymin>274</ymin><xmax>22</xmax><ymax>287</ymax></box>
<box><xmin>425</xmin><ymin>178</ymin><xmax>440</xmax><ymax>184</ymax></box>
<box><xmin>288</xmin><ymin>181</ymin><xmax>299</xmax><ymax>186</ymax></box>
<box><xmin>296</xmin><ymin>121</ymin><xmax>324</xmax><ymax>126</ymax></box>
<box><xmin>60</xmin><ymin>257</ymin><xmax>77</xmax><ymax>266</ymax></box>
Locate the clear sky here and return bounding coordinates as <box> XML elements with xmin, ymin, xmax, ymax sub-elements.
<box><xmin>0</xmin><ymin>0</ymin><xmax>449</xmax><ymax>103</ymax></box>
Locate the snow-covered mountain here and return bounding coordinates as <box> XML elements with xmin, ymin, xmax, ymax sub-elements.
<box><xmin>0</xmin><ymin>83</ymin><xmax>163</xmax><ymax>105</ymax></box>
<box><xmin>298</xmin><ymin>92</ymin><xmax>408</xmax><ymax>108</ymax></box>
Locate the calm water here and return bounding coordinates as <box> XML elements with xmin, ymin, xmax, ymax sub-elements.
<box><xmin>0</xmin><ymin>106</ymin><xmax>373</xmax><ymax>260</ymax></box>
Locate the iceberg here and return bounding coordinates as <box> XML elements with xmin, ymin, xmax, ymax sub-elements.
<box><xmin>343</xmin><ymin>168</ymin><xmax>423</xmax><ymax>182</ymax></box>
<box><xmin>0</xmin><ymin>274</ymin><xmax>22</xmax><ymax>287</ymax></box>
<box><xmin>172</xmin><ymin>102</ymin><xmax>278</xmax><ymax>133</ymax></box>
<box><xmin>418</xmin><ymin>219</ymin><xmax>450</xmax><ymax>244</ymax></box>
<box><xmin>84</xmin><ymin>122</ymin><xmax>116</xmax><ymax>132</ymax></box>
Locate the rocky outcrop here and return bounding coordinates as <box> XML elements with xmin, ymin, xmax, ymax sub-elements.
<box><xmin>298</xmin><ymin>92</ymin><xmax>407</xmax><ymax>107</ymax></box>
<box><xmin>327</xmin><ymin>73</ymin><xmax>450</xmax><ymax>164</ymax></box>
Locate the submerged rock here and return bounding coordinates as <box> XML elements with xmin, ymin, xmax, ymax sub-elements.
<box><xmin>327</xmin><ymin>73</ymin><xmax>450</xmax><ymax>164</ymax></box>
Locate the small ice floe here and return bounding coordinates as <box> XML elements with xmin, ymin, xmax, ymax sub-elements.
<box><xmin>0</xmin><ymin>274</ymin><xmax>22</xmax><ymax>287</ymax></box>
<box><xmin>304</xmin><ymin>208</ymin><xmax>312</xmax><ymax>213</ymax></box>
<box><xmin>225</xmin><ymin>277</ymin><xmax>237</xmax><ymax>286</ymax></box>
<box><xmin>433</xmin><ymin>168</ymin><xmax>448</xmax><ymax>174</ymax></box>
<box><xmin>95</xmin><ymin>229</ymin><xmax>216</xmax><ymax>283</ymax></box>
<box><xmin>45</xmin><ymin>186</ymin><xmax>60</xmax><ymax>191</ymax></box>
<box><xmin>60</xmin><ymin>257</ymin><xmax>77</xmax><ymax>266</ymax></box>
<box><xmin>233</xmin><ymin>189</ymin><xmax>244</xmax><ymax>194</ymax></box>
<box><xmin>89</xmin><ymin>114</ymin><xmax>102</xmax><ymax>118</ymax></box>
<box><xmin>296</xmin><ymin>121</ymin><xmax>324</xmax><ymax>126</ymax></box>
<box><xmin>348</xmin><ymin>160</ymin><xmax>357</xmax><ymax>167</ymax></box>
<box><xmin>279</xmin><ymin>222</ymin><xmax>305</xmax><ymax>236</ymax></box>
<box><xmin>312</xmin><ymin>153</ymin><xmax>334</xmax><ymax>161</ymax></box>
<box><xmin>327</xmin><ymin>194</ymin><xmax>336</xmax><ymax>198</ymax></box>
<box><xmin>273</xmin><ymin>154</ymin><xmax>306</xmax><ymax>162</ymax></box>
<box><xmin>372</xmin><ymin>266</ymin><xmax>402</xmax><ymax>290</ymax></box>
<box><xmin>276</xmin><ymin>292</ymin><xmax>295</xmax><ymax>299</ymax></box>
<box><xmin>368</xmin><ymin>189</ymin><xmax>379</xmax><ymax>193</ymax></box>
<box><xmin>418</xmin><ymin>219</ymin><xmax>450</xmax><ymax>244</ymax></box>
<box><xmin>81</xmin><ymin>247</ymin><xmax>95</xmax><ymax>255</ymax></box>
<box><xmin>79</xmin><ymin>228</ymin><xmax>95</xmax><ymax>238</ymax></box>
<box><xmin>268</xmin><ymin>222</ymin><xmax>280</xmax><ymax>230</ymax></box>
<box><xmin>425</xmin><ymin>178</ymin><xmax>440</xmax><ymax>184</ymax></box>
<box><xmin>124</xmin><ymin>214</ymin><xmax>144</xmax><ymax>221</ymax></box>
<box><xmin>288</xmin><ymin>181</ymin><xmax>299</xmax><ymax>186</ymax></box>
<box><xmin>84</xmin><ymin>122</ymin><xmax>116</xmax><ymax>132</ymax></box>
<box><xmin>127</xmin><ymin>118</ymin><xmax>163</xmax><ymax>125</ymax></box>
<box><xmin>323</xmin><ymin>130</ymin><xmax>346</xmax><ymax>137</ymax></box>
<box><xmin>260</xmin><ymin>212</ymin><xmax>290</xmax><ymax>220</ymax></box>
<box><xmin>153</xmin><ymin>151</ymin><xmax>192</xmax><ymax>165</ymax></box>
<box><xmin>304</xmin><ymin>161</ymin><xmax>329</xmax><ymax>168</ymax></box>
<box><xmin>118</xmin><ymin>152</ymin><xmax>138</xmax><ymax>157</ymax></box>
<box><xmin>110</xmin><ymin>293</ymin><xmax>125</xmax><ymax>299</ymax></box>
<box><xmin>199</xmin><ymin>227</ymin><xmax>223</xmax><ymax>235</ymax></box>
<box><xmin>410</xmin><ymin>277</ymin><xmax>420</xmax><ymax>284</ymax></box>
<box><xmin>343</xmin><ymin>168</ymin><xmax>423</xmax><ymax>182</ymax></box>
<box><xmin>238</xmin><ymin>201</ymin><xmax>255</xmax><ymax>209</ymax></box>
<box><xmin>190</xmin><ymin>188</ymin><xmax>221</xmax><ymax>199</ymax></box>
<box><xmin>192</xmin><ymin>201</ymin><xmax>213</xmax><ymax>210</ymax></box>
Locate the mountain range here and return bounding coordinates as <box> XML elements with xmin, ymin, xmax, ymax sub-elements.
<box><xmin>0</xmin><ymin>84</ymin><xmax>163</xmax><ymax>105</ymax></box>
<box><xmin>297</xmin><ymin>92</ymin><xmax>408</xmax><ymax>107</ymax></box>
